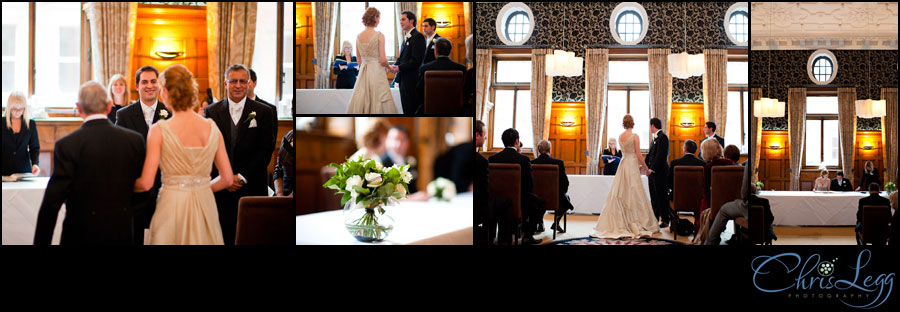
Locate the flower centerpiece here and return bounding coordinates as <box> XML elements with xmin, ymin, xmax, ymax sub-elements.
<box><xmin>323</xmin><ymin>156</ymin><xmax>410</xmax><ymax>242</ymax></box>
<box><xmin>885</xmin><ymin>182</ymin><xmax>896</xmax><ymax>194</ymax></box>
<box><xmin>753</xmin><ymin>181</ymin><xmax>764</xmax><ymax>195</ymax></box>
<box><xmin>427</xmin><ymin>177</ymin><xmax>457</xmax><ymax>202</ymax></box>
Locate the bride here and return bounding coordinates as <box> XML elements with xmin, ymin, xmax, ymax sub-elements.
<box><xmin>346</xmin><ymin>7</ymin><xmax>397</xmax><ymax>114</ymax></box>
<box><xmin>591</xmin><ymin>115</ymin><xmax>660</xmax><ymax>239</ymax></box>
<box><xmin>134</xmin><ymin>64</ymin><xmax>234</xmax><ymax>245</ymax></box>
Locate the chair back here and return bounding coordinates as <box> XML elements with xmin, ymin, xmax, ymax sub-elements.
<box><xmin>236</xmin><ymin>196</ymin><xmax>294</xmax><ymax>245</ymax></box>
<box><xmin>320</xmin><ymin>166</ymin><xmax>343</xmax><ymax>212</ymax></box>
<box><xmin>709</xmin><ymin>166</ymin><xmax>745</xmax><ymax>223</ymax></box>
<box><xmin>532</xmin><ymin>164</ymin><xmax>559</xmax><ymax>213</ymax></box>
<box><xmin>673</xmin><ymin>166</ymin><xmax>704</xmax><ymax>213</ymax></box>
<box><xmin>425</xmin><ymin>70</ymin><xmax>464</xmax><ymax>114</ymax></box>
<box><xmin>861</xmin><ymin>205</ymin><xmax>891</xmax><ymax>244</ymax></box>
<box><xmin>489</xmin><ymin>163</ymin><xmax>522</xmax><ymax>219</ymax></box>
<box><xmin>748</xmin><ymin>205</ymin><xmax>766</xmax><ymax>244</ymax></box>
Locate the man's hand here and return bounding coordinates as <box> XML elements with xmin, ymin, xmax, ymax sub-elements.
<box><xmin>228</xmin><ymin>175</ymin><xmax>243</xmax><ymax>192</ymax></box>
<box><xmin>32</xmin><ymin>165</ymin><xmax>40</xmax><ymax>175</ymax></box>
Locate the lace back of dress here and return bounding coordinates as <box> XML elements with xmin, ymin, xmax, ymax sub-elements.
<box><xmin>620</xmin><ymin>132</ymin><xmax>635</xmax><ymax>157</ymax></box>
<box><xmin>357</xmin><ymin>31</ymin><xmax>380</xmax><ymax>63</ymax></box>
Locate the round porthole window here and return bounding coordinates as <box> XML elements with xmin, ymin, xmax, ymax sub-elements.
<box><xmin>725</xmin><ymin>2</ymin><xmax>749</xmax><ymax>46</ymax></box>
<box><xmin>496</xmin><ymin>2</ymin><xmax>534</xmax><ymax>46</ymax></box>
<box><xmin>807</xmin><ymin>49</ymin><xmax>838</xmax><ymax>85</ymax></box>
<box><xmin>610</xmin><ymin>2</ymin><xmax>648</xmax><ymax>45</ymax></box>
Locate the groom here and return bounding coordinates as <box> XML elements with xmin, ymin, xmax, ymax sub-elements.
<box><xmin>389</xmin><ymin>10</ymin><xmax>425</xmax><ymax>115</ymax></box>
<box><xmin>645</xmin><ymin>118</ymin><xmax>671</xmax><ymax>228</ymax></box>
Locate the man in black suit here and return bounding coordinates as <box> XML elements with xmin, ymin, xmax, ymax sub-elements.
<box><xmin>248</xmin><ymin>68</ymin><xmax>279</xmax><ymax>139</ymax></box>
<box><xmin>488</xmin><ymin>128</ymin><xmax>542</xmax><ymax>245</ymax></box>
<box><xmin>531</xmin><ymin>140</ymin><xmax>574</xmax><ymax>233</ymax></box>
<box><xmin>830</xmin><ymin>171</ymin><xmax>854</xmax><ymax>192</ymax></box>
<box><xmin>115</xmin><ymin>65</ymin><xmax>171</xmax><ymax>245</ymax></box>
<box><xmin>856</xmin><ymin>182</ymin><xmax>891</xmax><ymax>245</ymax></box>
<box><xmin>667</xmin><ymin>139</ymin><xmax>706</xmax><ymax>195</ymax></box>
<box><xmin>698</xmin><ymin>121</ymin><xmax>724</xmax><ymax>160</ymax></box>
<box><xmin>646</xmin><ymin>118</ymin><xmax>670</xmax><ymax>227</ymax></box>
<box><xmin>389</xmin><ymin>11</ymin><xmax>426</xmax><ymax>115</ymax></box>
<box><xmin>415</xmin><ymin>37</ymin><xmax>467</xmax><ymax>115</ymax></box>
<box><xmin>420</xmin><ymin>18</ymin><xmax>441</xmax><ymax>66</ymax></box>
<box><xmin>204</xmin><ymin>64</ymin><xmax>276</xmax><ymax>245</ymax></box>
<box><xmin>382</xmin><ymin>125</ymin><xmax>417</xmax><ymax>194</ymax></box>
<box><xmin>35</xmin><ymin>81</ymin><xmax>145</xmax><ymax>245</ymax></box>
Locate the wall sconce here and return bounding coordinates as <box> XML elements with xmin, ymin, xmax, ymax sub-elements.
<box><xmin>152</xmin><ymin>38</ymin><xmax>185</xmax><ymax>60</ymax></box>
<box><xmin>559</xmin><ymin>121</ymin><xmax>576</xmax><ymax>127</ymax></box>
<box><xmin>766</xmin><ymin>143</ymin><xmax>782</xmax><ymax>150</ymax></box>
<box><xmin>862</xmin><ymin>143</ymin><xmax>876</xmax><ymax>150</ymax></box>
<box><xmin>678</xmin><ymin>121</ymin><xmax>695</xmax><ymax>128</ymax></box>
<box><xmin>436</xmin><ymin>20</ymin><xmax>451</xmax><ymax>28</ymax></box>
<box><xmin>155</xmin><ymin>51</ymin><xmax>184</xmax><ymax>59</ymax></box>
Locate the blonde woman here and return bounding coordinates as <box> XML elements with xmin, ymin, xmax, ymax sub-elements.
<box><xmin>333</xmin><ymin>40</ymin><xmax>359</xmax><ymax>89</ymax></box>
<box><xmin>106</xmin><ymin>74</ymin><xmax>130</xmax><ymax>124</ymax></box>
<box><xmin>814</xmin><ymin>169</ymin><xmax>830</xmax><ymax>192</ymax></box>
<box><xmin>2</xmin><ymin>92</ymin><xmax>40</xmax><ymax>176</ymax></box>
<box><xmin>857</xmin><ymin>160</ymin><xmax>881</xmax><ymax>191</ymax></box>
<box><xmin>349</xmin><ymin>118</ymin><xmax>391</xmax><ymax>163</ymax></box>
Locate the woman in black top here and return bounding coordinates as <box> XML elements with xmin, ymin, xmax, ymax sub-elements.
<box><xmin>602</xmin><ymin>138</ymin><xmax>623</xmax><ymax>175</ymax></box>
<box><xmin>857</xmin><ymin>160</ymin><xmax>881</xmax><ymax>191</ymax></box>
<box><xmin>333</xmin><ymin>41</ymin><xmax>359</xmax><ymax>89</ymax></box>
<box><xmin>106</xmin><ymin>74</ymin><xmax>130</xmax><ymax>124</ymax></box>
<box><xmin>2</xmin><ymin>92</ymin><xmax>41</xmax><ymax>176</ymax></box>
<box><xmin>273</xmin><ymin>130</ymin><xmax>295</xmax><ymax>196</ymax></box>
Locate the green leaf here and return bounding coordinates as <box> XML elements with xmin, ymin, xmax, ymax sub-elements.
<box><xmin>352</xmin><ymin>185</ymin><xmax>370</xmax><ymax>195</ymax></box>
<box><xmin>340</xmin><ymin>192</ymin><xmax>352</xmax><ymax>207</ymax></box>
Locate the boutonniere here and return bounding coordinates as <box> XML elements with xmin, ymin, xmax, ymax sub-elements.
<box><xmin>244</xmin><ymin>111</ymin><xmax>257</xmax><ymax>123</ymax></box>
<box><xmin>159</xmin><ymin>109</ymin><xmax>168</xmax><ymax>119</ymax></box>
<box><xmin>405</xmin><ymin>33</ymin><xmax>411</xmax><ymax>40</ymax></box>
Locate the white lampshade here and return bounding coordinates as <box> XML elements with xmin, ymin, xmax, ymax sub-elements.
<box><xmin>753</xmin><ymin>97</ymin><xmax>785</xmax><ymax>117</ymax></box>
<box><xmin>545</xmin><ymin>50</ymin><xmax>583</xmax><ymax>77</ymax></box>
<box><xmin>855</xmin><ymin>99</ymin><xmax>886</xmax><ymax>118</ymax></box>
<box><xmin>668</xmin><ymin>52</ymin><xmax>705</xmax><ymax>79</ymax></box>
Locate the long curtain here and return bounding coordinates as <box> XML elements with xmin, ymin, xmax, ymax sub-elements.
<box><xmin>585</xmin><ymin>48</ymin><xmax>609</xmax><ymax>175</ymax></box>
<box><xmin>396</xmin><ymin>2</ymin><xmax>419</xmax><ymax>48</ymax></box>
<box><xmin>476</xmin><ymin>48</ymin><xmax>492</xmax><ymax>121</ymax></box>
<box><xmin>83</xmin><ymin>2</ymin><xmax>132</xmax><ymax>87</ymax></box>
<box><xmin>882</xmin><ymin>88</ymin><xmax>899</xmax><ymax>186</ymax></box>
<box><xmin>837</xmin><ymin>87</ymin><xmax>857</xmax><ymax>188</ymax></box>
<box><xmin>531</xmin><ymin>49</ymin><xmax>553</xmax><ymax>151</ymax></box>
<box><xmin>648</xmin><ymin>48</ymin><xmax>672</xmax><ymax>134</ymax></box>
<box><xmin>750</xmin><ymin>88</ymin><xmax>762</xmax><ymax>182</ymax></box>
<box><xmin>788</xmin><ymin>88</ymin><xmax>807</xmax><ymax>191</ymax></box>
<box><xmin>207</xmin><ymin>2</ymin><xmax>258</xmax><ymax>99</ymax></box>
<box><xmin>311</xmin><ymin>2</ymin><xmax>335</xmax><ymax>90</ymax></box>
<box><xmin>703</xmin><ymin>49</ymin><xmax>728</xmax><ymax>138</ymax></box>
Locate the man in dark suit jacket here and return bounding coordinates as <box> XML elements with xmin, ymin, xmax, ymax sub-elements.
<box><xmin>204</xmin><ymin>64</ymin><xmax>276</xmax><ymax>245</ymax></box>
<box><xmin>420</xmin><ymin>18</ymin><xmax>441</xmax><ymax>66</ymax></box>
<box><xmin>831</xmin><ymin>171</ymin><xmax>854</xmax><ymax>192</ymax></box>
<box><xmin>698</xmin><ymin>121</ymin><xmax>725</xmax><ymax>160</ymax></box>
<box><xmin>35</xmin><ymin>81</ymin><xmax>145</xmax><ymax>245</ymax></box>
<box><xmin>667</xmin><ymin>139</ymin><xmax>706</xmax><ymax>195</ymax></box>
<box><xmin>646</xmin><ymin>118</ymin><xmax>670</xmax><ymax>227</ymax></box>
<box><xmin>390</xmin><ymin>11</ymin><xmax>426</xmax><ymax>115</ymax></box>
<box><xmin>248</xmin><ymin>68</ymin><xmax>279</xmax><ymax>139</ymax></box>
<box><xmin>856</xmin><ymin>182</ymin><xmax>891</xmax><ymax>245</ymax></box>
<box><xmin>115</xmin><ymin>65</ymin><xmax>171</xmax><ymax>245</ymax></box>
<box><xmin>415</xmin><ymin>37</ymin><xmax>467</xmax><ymax>115</ymax></box>
<box><xmin>531</xmin><ymin>140</ymin><xmax>574</xmax><ymax>233</ymax></box>
<box><xmin>488</xmin><ymin>128</ymin><xmax>542</xmax><ymax>245</ymax></box>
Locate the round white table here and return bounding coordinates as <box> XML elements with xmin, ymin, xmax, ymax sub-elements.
<box><xmin>295</xmin><ymin>192</ymin><xmax>472</xmax><ymax>245</ymax></box>
<box><xmin>296</xmin><ymin>88</ymin><xmax>404</xmax><ymax>114</ymax></box>
<box><xmin>2</xmin><ymin>177</ymin><xmax>64</xmax><ymax>245</ymax></box>
<box><xmin>758</xmin><ymin>191</ymin><xmax>891</xmax><ymax>226</ymax></box>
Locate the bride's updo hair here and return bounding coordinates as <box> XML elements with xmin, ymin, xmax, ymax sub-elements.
<box><xmin>622</xmin><ymin>114</ymin><xmax>634</xmax><ymax>129</ymax></box>
<box><xmin>362</xmin><ymin>7</ymin><xmax>379</xmax><ymax>27</ymax></box>
<box><xmin>159</xmin><ymin>64</ymin><xmax>198</xmax><ymax>112</ymax></box>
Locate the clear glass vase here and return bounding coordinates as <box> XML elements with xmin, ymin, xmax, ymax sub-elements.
<box><xmin>343</xmin><ymin>198</ymin><xmax>396</xmax><ymax>242</ymax></box>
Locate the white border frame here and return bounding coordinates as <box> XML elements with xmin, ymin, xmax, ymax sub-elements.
<box><xmin>495</xmin><ymin>2</ymin><xmax>534</xmax><ymax>46</ymax></box>
<box><xmin>724</xmin><ymin>2</ymin><xmax>749</xmax><ymax>46</ymax></box>
<box><xmin>807</xmin><ymin>49</ymin><xmax>838</xmax><ymax>85</ymax></box>
<box><xmin>610</xmin><ymin>2</ymin><xmax>648</xmax><ymax>45</ymax></box>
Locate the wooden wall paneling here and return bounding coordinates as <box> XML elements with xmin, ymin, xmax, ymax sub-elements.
<box><xmin>854</xmin><ymin>130</ymin><xmax>885</xmax><ymax>188</ymax></box>
<box><xmin>296</xmin><ymin>3</ymin><xmax>315</xmax><ymax>89</ymax></box>
<box><xmin>294</xmin><ymin>132</ymin><xmax>358</xmax><ymax>215</ymax></box>
<box><xmin>133</xmin><ymin>4</ymin><xmax>209</xmax><ymax>98</ymax></box>
<box><xmin>668</xmin><ymin>102</ymin><xmax>705</xmax><ymax>163</ymax></box>
<box><xmin>759</xmin><ymin>130</ymin><xmax>790</xmax><ymax>191</ymax></box>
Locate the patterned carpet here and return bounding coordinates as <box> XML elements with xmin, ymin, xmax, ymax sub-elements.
<box><xmin>548</xmin><ymin>236</ymin><xmax>686</xmax><ymax>245</ymax></box>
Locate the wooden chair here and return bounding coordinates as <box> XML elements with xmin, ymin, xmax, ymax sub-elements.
<box><xmin>708</xmin><ymin>166</ymin><xmax>745</xmax><ymax>231</ymax></box>
<box><xmin>321</xmin><ymin>166</ymin><xmax>343</xmax><ymax>212</ymax></box>
<box><xmin>861</xmin><ymin>205</ymin><xmax>891</xmax><ymax>245</ymax></box>
<box><xmin>734</xmin><ymin>205</ymin><xmax>768</xmax><ymax>245</ymax></box>
<box><xmin>489</xmin><ymin>163</ymin><xmax>521</xmax><ymax>245</ymax></box>
<box><xmin>236</xmin><ymin>196</ymin><xmax>294</xmax><ymax>245</ymax></box>
<box><xmin>672</xmin><ymin>166</ymin><xmax>704</xmax><ymax>239</ymax></box>
<box><xmin>532</xmin><ymin>164</ymin><xmax>561</xmax><ymax>240</ymax></box>
<box><xmin>424</xmin><ymin>70</ymin><xmax>464</xmax><ymax>114</ymax></box>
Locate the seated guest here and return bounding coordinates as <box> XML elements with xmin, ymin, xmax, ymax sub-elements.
<box><xmin>488</xmin><ymin>128</ymin><xmax>543</xmax><ymax>245</ymax></box>
<box><xmin>699</xmin><ymin>139</ymin><xmax>734</xmax><ymax>229</ymax></box>
<box><xmin>751</xmin><ymin>180</ymin><xmax>777</xmax><ymax>244</ymax></box>
<box><xmin>705</xmin><ymin>164</ymin><xmax>749</xmax><ymax>245</ymax></box>
<box><xmin>724</xmin><ymin>144</ymin><xmax>741</xmax><ymax>165</ymax></box>
<box><xmin>856</xmin><ymin>182</ymin><xmax>891</xmax><ymax>245</ymax></box>
<box><xmin>273</xmin><ymin>129</ymin><xmax>294</xmax><ymax>197</ymax></box>
<box><xmin>415</xmin><ymin>37</ymin><xmax>467</xmax><ymax>115</ymax></box>
<box><xmin>531</xmin><ymin>140</ymin><xmax>574</xmax><ymax>233</ymax></box>
<box><xmin>106</xmin><ymin>74</ymin><xmax>130</xmax><ymax>124</ymax></box>
<box><xmin>831</xmin><ymin>171</ymin><xmax>853</xmax><ymax>192</ymax></box>
<box><xmin>856</xmin><ymin>161</ymin><xmax>881</xmax><ymax>191</ymax></box>
<box><xmin>667</xmin><ymin>139</ymin><xmax>705</xmax><ymax>198</ymax></box>
<box><xmin>333</xmin><ymin>40</ymin><xmax>359</xmax><ymax>89</ymax></box>
<box><xmin>602</xmin><ymin>138</ymin><xmax>623</xmax><ymax>176</ymax></box>
<box><xmin>814</xmin><ymin>169</ymin><xmax>830</xmax><ymax>192</ymax></box>
<box><xmin>462</xmin><ymin>34</ymin><xmax>474</xmax><ymax>116</ymax></box>
<box><xmin>2</xmin><ymin>92</ymin><xmax>40</xmax><ymax>176</ymax></box>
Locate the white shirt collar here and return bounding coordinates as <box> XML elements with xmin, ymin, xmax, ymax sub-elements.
<box><xmin>228</xmin><ymin>96</ymin><xmax>247</xmax><ymax>110</ymax></box>
<box><xmin>426</xmin><ymin>32</ymin><xmax>436</xmax><ymax>42</ymax></box>
<box><xmin>83</xmin><ymin>114</ymin><xmax>108</xmax><ymax>123</ymax></box>
<box><xmin>406</xmin><ymin>28</ymin><xmax>415</xmax><ymax>38</ymax></box>
<box><xmin>707</xmin><ymin>134</ymin><xmax>715</xmax><ymax>139</ymax></box>
<box><xmin>141</xmin><ymin>99</ymin><xmax>158</xmax><ymax>112</ymax></box>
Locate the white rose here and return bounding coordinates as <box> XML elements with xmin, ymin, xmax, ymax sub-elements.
<box><xmin>375</xmin><ymin>162</ymin><xmax>384</xmax><ymax>172</ymax></box>
<box><xmin>401</xmin><ymin>171</ymin><xmax>413</xmax><ymax>184</ymax></box>
<box><xmin>365</xmin><ymin>172</ymin><xmax>383</xmax><ymax>188</ymax></box>
<box><xmin>345</xmin><ymin>175</ymin><xmax>363</xmax><ymax>197</ymax></box>
<box><xmin>395</xmin><ymin>184</ymin><xmax>407</xmax><ymax>198</ymax></box>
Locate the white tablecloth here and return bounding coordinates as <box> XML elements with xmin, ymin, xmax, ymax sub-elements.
<box><xmin>296</xmin><ymin>192</ymin><xmax>472</xmax><ymax>245</ymax></box>
<box><xmin>2</xmin><ymin>177</ymin><xmax>64</xmax><ymax>245</ymax></box>
<box><xmin>296</xmin><ymin>89</ymin><xmax>404</xmax><ymax>114</ymax></box>
<box><xmin>567</xmin><ymin>175</ymin><xmax>651</xmax><ymax>215</ymax></box>
<box><xmin>758</xmin><ymin>191</ymin><xmax>891</xmax><ymax>226</ymax></box>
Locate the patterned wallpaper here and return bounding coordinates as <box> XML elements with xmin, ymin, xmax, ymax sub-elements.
<box><xmin>476</xmin><ymin>2</ymin><xmax>740</xmax><ymax>103</ymax></box>
<box><xmin>751</xmin><ymin>50</ymin><xmax>898</xmax><ymax>130</ymax></box>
